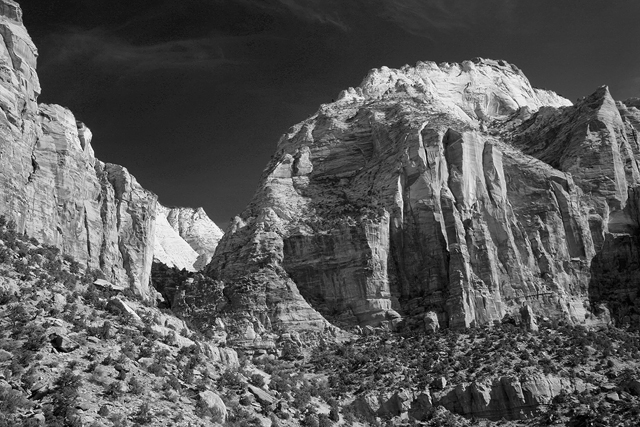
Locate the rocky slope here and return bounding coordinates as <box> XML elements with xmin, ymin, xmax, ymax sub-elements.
<box><xmin>192</xmin><ymin>58</ymin><xmax>640</xmax><ymax>347</ymax></box>
<box><xmin>309</xmin><ymin>321</ymin><xmax>640</xmax><ymax>425</ymax></box>
<box><xmin>3</xmin><ymin>217</ymin><xmax>640</xmax><ymax>426</ymax></box>
<box><xmin>0</xmin><ymin>218</ymin><xmax>240</xmax><ymax>427</ymax></box>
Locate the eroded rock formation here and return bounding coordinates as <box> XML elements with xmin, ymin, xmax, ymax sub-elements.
<box><xmin>153</xmin><ymin>204</ymin><xmax>223</xmax><ymax>272</ymax></box>
<box><xmin>164</xmin><ymin>206</ymin><xmax>223</xmax><ymax>270</ymax></box>
<box><xmin>194</xmin><ymin>58</ymin><xmax>640</xmax><ymax>345</ymax></box>
<box><xmin>351</xmin><ymin>372</ymin><xmax>587</xmax><ymax>422</ymax></box>
<box><xmin>0</xmin><ymin>1</ymin><xmax>157</xmax><ymax>298</ymax></box>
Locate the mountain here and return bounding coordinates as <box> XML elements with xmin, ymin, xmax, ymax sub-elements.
<box><xmin>2</xmin><ymin>1</ymin><xmax>640</xmax><ymax>425</ymax></box>
<box><xmin>175</xmin><ymin>58</ymin><xmax>640</xmax><ymax>349</ymax></box>
<box><xmin>0</xmin><ymin>1</ymin><xmax>222</xmax><ymax>300</ymax></box>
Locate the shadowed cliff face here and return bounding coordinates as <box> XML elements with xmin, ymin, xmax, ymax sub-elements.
<box><xmin>0</xmin><ymin>1</ymin><xmax>158</xmax><ymax>299</ymax></box>
<box><xmin>511</xmin><ymin>88</ymin><xmax>640</xmax><ymax>326</ymax></box>
<box><xmin>196</xmin><ymin>59</ymin><xmax>640</xmax><ymax>346</ymax></box>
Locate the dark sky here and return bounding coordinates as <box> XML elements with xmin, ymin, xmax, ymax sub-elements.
<box><xmin>18</xmin><ymin>0</ymin><xmax>640</xmax><ymax>229</ymax></box>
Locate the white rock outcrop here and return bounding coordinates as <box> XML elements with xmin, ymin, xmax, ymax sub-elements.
<box><xmin>153</xmin><ymin>205</ymin><xmax>200</xmax><ymax>271</ymax></box>
<box><xmin>164</xmin><ymin>206</ymin><xmax>223</xmax><ymax>269</ymax></box>
<box><xmin>153</xmin><ymin>204</ymin><xmax>223</xmax><ymax>271</ymax></box>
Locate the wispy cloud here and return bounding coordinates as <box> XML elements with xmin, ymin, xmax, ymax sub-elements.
<box><xmin>236</xmin><ymin>0</ymin><xmax>518</xmax><ymax>37</ymax></box>
<box><xmin>235</xmin><ymin>0</ymin><xmax>351</xmax><ymax>31</ymax></box>
<box><xmin>378</xmin><ymin>0</ymin><xmax>518</xmax><ymax>37</ymax></box>
<box><xmin>42</xmin><ymin>29</ymin><xmax>231</xmax><ymax>74</ymax></box>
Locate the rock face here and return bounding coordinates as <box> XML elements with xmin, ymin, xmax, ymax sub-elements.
<box><xmin>435</xmin><ymin>374</ymin><xmax>586</xmax><ymax>421</ymax></box>
<box><xmin>198</xmin><ymin>57</ymin><xmax>640</xmax><ymax>343</ymax></box>
<box><xmin>519</xmin><ymin>305</ymin><xmax>538</xmax><ymax>332</ymax></box>
<box><xmin>0</xmin><ymin>1</ymin><xmax>161</xmax><ymax>299</ymax></box>
<box><xmin>153</xmin><ymin>205</ymin><xmax>200</xmax><ymax>271</ymax></box>
<box><xmin>355</xmin><ymin>373</ymin><xmax>586</xmax><ymax>422</ymax></box>
<box><xmin>154</xmin><ymin>205</ymin><xmax>223</xmax><ymax>271</ymax></box>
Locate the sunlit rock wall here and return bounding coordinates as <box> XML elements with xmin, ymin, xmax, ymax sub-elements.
<box><xmin>0</xmin><ymin>1</ymin><xmax>157</xmax><ymax>299</ymax></box>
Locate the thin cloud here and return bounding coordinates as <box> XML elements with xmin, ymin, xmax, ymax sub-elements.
<box><xmin>235</xmin><ymin>0</ymin><xmax>351</xmax><ymax>31</ymax></box>
<box><xmin>43</xmin><ymin>29</ymin><xmax>230</xmax><ymax>73</ymax></box>
<box><xmin>378</xmin><ymin>0</ymin><xmax>518</xmax><ymax>37</ymax></box>
<box><xmin>236</xmin><ymin>0</ymin><xmax>517</xmax><ymax>37</ymax></box>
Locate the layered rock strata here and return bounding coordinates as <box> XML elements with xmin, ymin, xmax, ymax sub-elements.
<box><xmin>198</xmin><ymin>58</ymin><xmax>640</xmax><ymax>344</ymax></box>
<box><xmin>0</xmin><ymin>1</ymin><xmax>157</xmax><ymax>298</ymax></box>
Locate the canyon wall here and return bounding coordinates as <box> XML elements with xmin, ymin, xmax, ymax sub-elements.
<box><xmin>3</xmin><ymin>0</ymin><xmax>639</xmax><ymax>343</ymax></box>
<box><xmin>194</xmin><ymin>59</ymin><xmax>640</xmax><ymax>346</ymax></box>
<box><xmin>0</xmin><ymin>1</ymin><xmax>158</xmax><ymax>299</ymax></box>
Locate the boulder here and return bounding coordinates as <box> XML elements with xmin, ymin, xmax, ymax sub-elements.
<box><xmin>351</xmin><ymin>392</ymin><xmax>383</xmax><ymax>423</ymax></box>
<box><xmin>424</xmin><ymin>311</ymin><xmax>440</xmax><ymax>334</ymax></box>
<box><xmin>52</xmin><ymin>293</ymin><xmax>66</xmax><ymax>311</ymax></box>
<box><xmin>247</xmin><ymin>384</ymin><xmax>276</xmax><ymax>406</ymax></box>
<box><xmin>93</xmin><ymin>279</ymin><xmax>127</xmax><ymax>293</ymax></box>
<box><xmin>30</xmin><ymin>379</ymin><xmax>52</xmax><ymax>400</ymax></box>
<box><xmin>0</xmin><ymin>349</ymin><xmax>12</xmax><ymax>362</ymax></box>
<box><xmin>198</xmin><ymin>390</ymin><xmax>227</xmax><ymax>422</ymax></box>
<box><xmin>379</xmin><ymin>389</ymin><xmax>413</xmax><ymax>417</ymax></box>
<box><xmin>106</xmin><ymin>297</ymin><xmax>142</xmax><ymax>323</ymax></box>
<box><xmin>606</xmin><ymin>392</ymin><xmax>620</xmax><ymax>402</ymax></box>
<box><xmin>50</xmin><ymin>333</ymin><xmax>79</xmax><ymax>353</ymax></box>
<box><xmin>409</xmin><ymin>392</ymin><xmax>433</xmax><ymax>421</ymax></box>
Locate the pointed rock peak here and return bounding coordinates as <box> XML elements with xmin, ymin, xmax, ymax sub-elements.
<box><xmin>594</xmin><ymin>85</ymin><xmax>612</xmax><ymax>98</ymax></box>
<box><xmin>579</xmin><ymin>85</ymin><xmax>616</xmax><ymax>110</ymax></box>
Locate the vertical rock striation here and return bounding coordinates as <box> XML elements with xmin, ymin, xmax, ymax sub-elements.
<box><xmin>0</xmin><ymin>1</ymin><xmax>157</xmax><ymax>299</ymax></box>
<box><xmin>198</xmin><ymin>58</ymin><xmax>640</xmax><ymax>344</ymax></box>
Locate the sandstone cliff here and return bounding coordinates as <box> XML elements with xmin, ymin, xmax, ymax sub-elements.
<box><xmin>164</xmin><ymin>206</ymin><xmax>223</xmax><ymax>270</ymax></box>
<box><xmin>153</xmin><ymin>204</ymin><xmax>223</xmax><ymax>271</ymax></box>
<box><xmin>0</xmin><ymin>1</ymin><xmax>158</xmax><ymax>299</ymax></box>
<box><xmin>153</xmin><ymin>205</ymin><xmax>200</xmax><ymax>271</ymax></box>
<box><xmin>191</xmin><ymin>58</ymin><xmax>640</xmax><ymax>345</ymax></box>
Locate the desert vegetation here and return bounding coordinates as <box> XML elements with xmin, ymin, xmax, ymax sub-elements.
<box><xmin>2</xmin><ymin>215</ymin><xmax>640</xmax><ymax>426</ymax></box>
